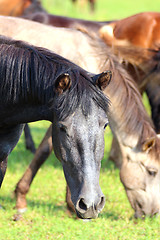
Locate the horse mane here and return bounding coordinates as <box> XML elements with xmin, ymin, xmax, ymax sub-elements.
<box><xmin>78</xmin><ymin>30</ymin><xmax>157</xmax><ymax>144</ymax></box>
<box><xmin>0</xmin><ymin>35</ymin><xmax>110</xmax><ymax>121</ymax></box>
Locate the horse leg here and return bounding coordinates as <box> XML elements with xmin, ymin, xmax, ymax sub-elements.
<box><xmin>0</xmin><ymin>157</ymin><xmax>8</xmax><ymax>188</ymax></box>
<box><xmin>0</xmin><ymin>124</ymin><xmax>24</xmax><ymax>188</ymax></box>
<box><xmin>24</xmin><ymin>124</ymin><xmax>36</xmax><ymax>153</ymax></box>
<box><xmin>14</xmin><ymin>124</ymin><xmax>52</xmax><ymax>213</ymax></box>
<box><xmin>89</xmin><ymin>0</ymin><xmax>95</xmax><ymax>12</ymax></box>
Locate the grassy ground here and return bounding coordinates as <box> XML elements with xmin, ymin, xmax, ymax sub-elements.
<box><xmin>1</xmin><ymin>0</ymin><xmax>160</xmax><ymax>239</ymax></box>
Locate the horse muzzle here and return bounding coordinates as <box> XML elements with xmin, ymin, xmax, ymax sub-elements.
<box><xmin>75</xmin><ymin>195</ymin><xmax>105</xmax><ymax>219</ymax></box>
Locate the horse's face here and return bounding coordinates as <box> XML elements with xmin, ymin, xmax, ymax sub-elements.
<box><xmin>52</xmin><ymin>71</ymin><xmax>111</xmax><ymax>219</ymax></box>
<box><xmin>120</xmin><ymin>137</ymin><xmax>160</xmax><ymax>218</ymax></box>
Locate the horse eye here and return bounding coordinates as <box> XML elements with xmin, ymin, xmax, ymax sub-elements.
<box><xmin>104</xmin><ymin>123</ymin><xmax>108</xmax><ymax>129</ymax></box>
<box><xmin>147</xmin><ymin>167</ymin><xmax>158</xmax><ymax>177</ymax></box>
<box><xmin>59</xmin><ymin>124</ymin><xmax>67</xmax><ymax>133</ymax></box>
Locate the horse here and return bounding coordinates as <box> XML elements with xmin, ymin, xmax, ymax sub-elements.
<box><xmin>0</xmin><ymin>35</ymin><xmax>113</xmax><ymax>219</ymax></box>
<box><xmin>0</xmin><ymin>16</ymin><xmax>159</xmax><ymax>218</ymax></box>
<box><xmin>0</xmin><ymin>0</ymin><xmax>34</xmax><ymax>16</ymax></box>
<box><xmin>99</xmin><ymin>12</ymin><xmax>160</xmax><ymax>133</ymax></box>
<box><xmin>71</xmin><ymin>0</ymin><xmax>96</xmax><ymax>12</ymax></box>
<box><xmin>99</xmin><ymin>12</ymin><xmax>160</xmax><ymax>49</ymax></box>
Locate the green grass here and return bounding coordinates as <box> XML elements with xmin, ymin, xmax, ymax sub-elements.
<box><xmin>1</xmin><ymin>0</ymin><xmax>160</xmax><ymax>239</ymax></box>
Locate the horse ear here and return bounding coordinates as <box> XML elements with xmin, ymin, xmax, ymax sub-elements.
<box><xmin>55</xmin><ymin>73</ymin><xmax>71</xmax><ymax>94</ymax></box>
<box><xmin>92</xmin><ymin>71</ymin><xmax>112</xmax><ymax>90</ymax></box>
<box><xmin>142</xmin><ymin>137</ymin><xmax>155</xmax><ymax>152</ymax></box>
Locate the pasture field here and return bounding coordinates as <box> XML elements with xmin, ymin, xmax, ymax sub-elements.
<box><xmin>0</xmin><ymin>0</ymin><xmax>160</xmax><ymax>239</ymax></box>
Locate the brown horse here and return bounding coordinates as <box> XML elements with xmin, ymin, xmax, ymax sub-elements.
<box><xmin>0</xmin><ymin>0</ymin><xmax>33</xmax><ymax>16</ymax></box>
<box><xmin>71</xmin><ymin>0</ymin><xmax>96</xmax><ymax>12</ymax></box>
<box><xmin>0</xmin><ymin>16</ymin><xmax>159</xmax><ymax>218</ymax></box>
<box><xmin>99</xmin><ymin>12</ymin><xmax>160</xmax><ymax>49</ymax></box>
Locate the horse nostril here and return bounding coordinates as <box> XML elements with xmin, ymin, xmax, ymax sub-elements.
<box><xmin>96</xmin><ymin>196</ymin><xmax>105</xmax><ymax>212</ymax></box>
<box><xmin>78</xmin><ymin>198</ymin><xmax>87</xmax><ymax>212</ymax></box>
<box><xmin>137</xmin><ymin>201</ymin><xmax>142</xmax><ymax>209</ymax></box>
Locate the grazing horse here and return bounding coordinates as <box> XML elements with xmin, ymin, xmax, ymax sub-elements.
<box><xmin>0</xmin><ymin>35</ymin><xmax>112</xmax><ymax>219</ymax></box>
<box><xmin>0</xmin><ymin>16</ymin><xmax>159</xmax><ymax>218</ymax></box>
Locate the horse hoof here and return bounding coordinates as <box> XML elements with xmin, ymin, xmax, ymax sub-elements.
<box><xmin>17</xmin><ymin>208</ymin><xmax>27</xmax><ymax>214</ymax></box>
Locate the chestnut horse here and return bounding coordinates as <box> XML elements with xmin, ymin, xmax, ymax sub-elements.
<box><xmin>0</xmin><ymin>16</ymin><xmax>159</xmax><ymax>218</ymax></box>
<box><xmin>99</xmin><ymin>12</ymin><xmax>160</xmax><ymax>49</ymax></box>
<box><xmin>0</xmin><ymin>0</ymin><xmax>33</xmax><ymax>16</ymax></box>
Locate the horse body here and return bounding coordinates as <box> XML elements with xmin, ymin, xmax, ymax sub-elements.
<box><xmin>0</xmin><ymin>16</ymin><xmax>102</xmax><ymax>73</ymax></box>
<box><xmin>0</xmin><ymin>0</ymin><xmax>32</xmax><ymax>16</ymax></box>
<box><xmin>23</xmin><ymin>10</ymin><xmax>107</xmax><ymax>33</ymax></box>
<box><xmin>0</xmin><ymin>16</ymin><xmax>160</xmax><ymax>218</ymax></box>
<box><xmin>99</xmin><ymin>12</ymin><xmax>160</xmax><ymax>133</ymax></box>
<box><xmin>0</xmin><ymin>36</ymin><xmax>112</xmax><ymax>219</ymax></box>
<box><xmin>100</xmin><ymin>12</ymin><xmax>160</xmax><ymax>49</ymax></box>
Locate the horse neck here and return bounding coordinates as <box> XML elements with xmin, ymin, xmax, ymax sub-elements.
<box><xmin>0</xmin><ymin>79</ymin><xmax>53</xmax><ymax>126</ymax></box>
<box><xmin>100</xmin><ymin>56</ymin><xmax>156</xmax><ymax>148</ymax></box>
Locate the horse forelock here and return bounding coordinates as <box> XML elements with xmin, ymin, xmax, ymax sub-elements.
<box><xmin>52</xmin><ymin>69</ymin><xmax>110</xmax><ymax>121</ymax></box>
<box><xmin>0</xmin><ymin>36</ymin><xmax>110</xmax><ymax>120</ymax></box>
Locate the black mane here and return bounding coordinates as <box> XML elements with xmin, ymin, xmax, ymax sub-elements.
<box><xmin>0</xmin><ymin>36</ymin><xmax>110</xmax><ymax>120</ymax></box>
